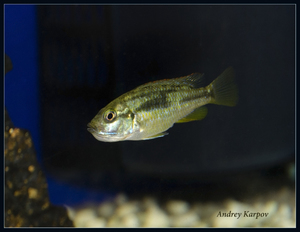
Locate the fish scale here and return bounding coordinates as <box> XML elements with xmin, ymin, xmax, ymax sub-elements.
<box><xmin>133</xmin><ymin>89</ymin><xmax>209</xmax><ymax>138</ymax></box>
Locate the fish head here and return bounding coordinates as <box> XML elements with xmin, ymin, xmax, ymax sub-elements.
<box><xmin>87</xmin><ymin>102</ymin><xmax>135</xmax><ymax>142</ymax></box>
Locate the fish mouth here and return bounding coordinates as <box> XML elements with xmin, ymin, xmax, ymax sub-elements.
<box><xmin>87</xmin><ymin>123</ymin><xmax>117</xmax><ymax>136</ymax></box>
<box><xmin>87</xmin><ymin>123</ymin><xmax>126</xmax><ymax>142</ymax></box>
<box><xmin>87</xmin><ymin>123</ymin><xmax>97</xmax><ymax>134</ymax></box>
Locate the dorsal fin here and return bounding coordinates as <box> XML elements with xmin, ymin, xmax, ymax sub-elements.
<box><xmin>135</xmin><ymin>73</ymin><xmax>205</xmax><ymax>90</ymax></box>
<box><xmin>174</xmin><ymin>73</ymin><xmax>205</xmax><ymax>88</ymax></box>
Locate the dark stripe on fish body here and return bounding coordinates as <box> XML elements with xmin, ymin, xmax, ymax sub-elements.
<box><xmin>124</xmin><ymin>92</ymin><xmax>151</xmax><ymax>102</ymax></box>
<box><xmin>135</xmin><ymin>91</ymin><xmax>173</xmax><ymax>112</ymax></box>
<box><xmin>129</xmin><ymin>82</ymin><xmax>196</xmax><ymax>112</ymax></box>
<box><xmin>123</xmin><ymin>85</ymin><xmax>176</xmax><ymax>102</ymax></box>
<box><xmin>122</xmin><ymin>86</ymin><xmax>170</xmax><ymax>101</ymax></box>
<box><xmin>179</xmin><ymin>88</ymin><xmax>211</xmax><ymax>104</ymax></box>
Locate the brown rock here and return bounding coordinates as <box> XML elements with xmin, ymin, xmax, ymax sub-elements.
<box><xmin>4</xmin><ymin>109</ymin><xmax>73</xmax><ymax>227</ymax></box>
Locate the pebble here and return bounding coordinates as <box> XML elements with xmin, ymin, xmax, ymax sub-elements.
<box><xmin>267</xmin><ymin>204</ymin><xmax>293</xmax><ymax>227</ymax></box>
<box><xmin>65</xmin><ymin>205</ymin><xmax>76</xmax><ymax>221</ymax></box>
<box><xmin>292</xmin><ymin>207</ymin><xmax>296</xmax><ymax>222</ymax></box>
<box><xmin>73</xmin><ymin>208</ymin><xmax>97</xmax><ymax>227</ymax></box>
<box><xmin>69</xmin><ymin>187</ymin><xmax>295</xmax><ymax>228</ymax></box>
<box><xmin>170</xmin><ymin>210</ymin><xmax>200</xmax><ymax>227</ymax></box>
<box><xmin>122</xmin><ymin>213</ymin><xmax>140</xmax><ymax>227</ymax></box>
<box><xmin>165</xmin><ymin>200</ymin><xmax>190</xmax><ymax>215</ymax></box>
<box><xmin>97</xmin><ymin>201</ymin><xmax>115</xmax><ymax>218</ymax></box>
<box><xmin>115</xmin><ymin>201</ymin><xmax>139</xmax><ymax>218</ymax></box>
<box><xmin>85</xmin><ymin>217</ymin><xmax>106</xmax><ymax>228</ymax></box>
<box><xmin>28</xmin><ymin>187</ymin><xmax>38</xmax><ymax>199</ymax></box>
<box><xmin>106</xmin><ymin>215</ymin><xmax>121</xmax><ymax>227</ymax></box>
<box><xmin>114</xmin><ymin>193</ymin><xmax>128</xmax><ymax>205</ymax></box>
<box><xmin>212</xmin><ymin>199</ymin><xmax>251</xmax><ymax>227</ymax></box>
<box><xmin>142</xmin><ymin>196</ymin><xmax>157</xmax><ymax>208</ymax></box>
<box><xmin>142</xmin><ymin>205</ymin><xmax>170</xmax><ymax>227</ymax></box>
<box><xmin>213</xmin><ymin>214</ymin><xmax>237</xmax><ymax>227</ymax></box>
<box><xmin>193</xmin><ymin>221</ymin><xmax>208</xmax><ymax>227</ymax></box>
<box><xmin>224</xmin><ymin>198</ymin><xmax>252</xmax><ymax>213</ymax></box>
<box><xmin>195</xmin><ymin>202</ymin><xmax>219</xmax><ymax>220</ymax></box>
<box><xmin>264</xmin><ymin>200</ymin><xmax>278</xmax><ymax>217</ymax></box>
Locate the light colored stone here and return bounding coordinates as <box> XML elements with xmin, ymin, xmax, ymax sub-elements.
<box><xmin>252</xmin><ymin>201</ymin><xmax>264</xmax><ymax>211</ymax></box>
<box><xmin>224</xmin><ymin>199</ymin><xmax>252</xmax><ymax>213</ymax></box>
<box><xmin>292</xmin><ymin>207</ymin><xmax>296</xmax><ymax>222</ymax></box>
<box><xmin>28</xmin><ymin>187</ymin><xmax>38</xmax><ymax>199</ymax></box>
<box><xmin>236</xmin><ymin>210</ymin><xmax>264</xmax><ymax>227</ymax></box>
<box><xmin>65</xmin><ymin>205</ymin><xmax>76</xmax><ymax>221</ymax></box>
<box><xmin>106</xmin><ymin>215</ymin><xmax>122</xmax><ymax>227</ymax></box>
<box><xmin>66</xmin><ymin>185</ymin><xmax>295</xmax><ymax>228</ymax></box>
<box><xmin>224</xmin><ymin>199</ymin><xmax>252</xmax><ymax>227</ymax></box>
<box><xmin>114</xmin><ymin>193</ymin><xmax>128</xmax><ymax>205</ymax></box>
<box><xmin>143</xmin><ymin>205</ymin><xmax>170</xmax><ymax>227</ymax></box>
<box><xmin>85</xmin><ymin>217</ymin><xmax>106</xmax><ymax>228</ymax></box>
<box><xmin>142</xmin><ymin>196</ymin><xmax>157</xmax><ymax>209</ymax></box>
<box><xmin>212</xmin><ymin>199</ymin><xmax>253</xmax><ymax>227</ymax></box>
<box><xmin>264</xmin><ymin>200</ymin><xmax>278</xmax><ymax>217</ymax></box>
<box><xmin>194</xmin><ymin>202</ymin><xmax>220</xmax><ymax>220</ymax></box>
<box><xmin>276</xmin><ymin>187</ymin><xmax>292</xmax><ymax>204</ymax></box>
<box><xmin>122</xmin><ymin>213</ymin><xmax>140</xmax><ymax>227</ymax></box>
<box><xmin>276</xmin><ymin>219</ymin><xmax>295</xmax><ymax>228</ymax></box>
<box><xmin>193</xmin><ymin>221</ymin><xmax>208</xmax><ymax>227</ymax></box>
<box><xmin>266</xmin><ymin>204</ymin><xmax>294</xmax><ymax>227</ymax></box>
<box><xmin>278</xmin><ymin>204</ymin><xmax>291</xmax><ymax>218</ymax></box>
<box><xmin>97</xmin><ymin>201</ymin><xmax>115</xmax><ymax>218</ymax></box>
<box><xmin>212</xmin><ymin>213</ymin><xmax>238</xmax><ymax>228</ymax></box>
<box><xmin>171</xmin><ymin>210</ymin><xmax>200</xmax><ymax>227</ymax></box>
<box><xmin>73</xmin><ymin>208</ymin><xmax>97</xmax><ymax>227</ymax></box>
<box><xmin>115</xmin><ymin>201</ymin><xmax>139</xmax><ymax>218</ymax></box>
<box><xmin>165</xmin><ymin>200</ymin><xmax>190</xmax><ymax>215</ymax></box>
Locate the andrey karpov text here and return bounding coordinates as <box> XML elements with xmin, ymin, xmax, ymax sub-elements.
<box><xmin>217</xmin><ymin>211</ymin><xmax>269</xmax><ymax>219</ymax></box>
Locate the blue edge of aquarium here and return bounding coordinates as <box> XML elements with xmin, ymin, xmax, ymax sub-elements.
<box><xmin>5</xmin><ymin>5</ymin><xmax>111</xmax><ymax>206</ymax></box>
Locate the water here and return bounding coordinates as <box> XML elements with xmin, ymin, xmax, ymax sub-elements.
<box><xmin>4</xmin><ymin>5</ymin><xmax>295</xmax><ymax>208</ymax></box>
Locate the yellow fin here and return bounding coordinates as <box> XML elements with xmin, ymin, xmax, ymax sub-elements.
<box><xmin>142</xmin><ymin>132</ymin><xmax>168</xmax><ymax>140</ymax></box>
<box><xmin>209</xmin><ymin>67</ymin><xmax>238</xmax><ymax>107</ymax></box>
<box><xmin>176</xmin><ymin>106</ymin><xmax>208</xmax><ymax>123</ymax></box>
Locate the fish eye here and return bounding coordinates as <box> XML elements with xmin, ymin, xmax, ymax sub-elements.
<box><xmin>105</xmin><ymin>111</ymin><xmax>116</xmax><ymax>122</ymax></box>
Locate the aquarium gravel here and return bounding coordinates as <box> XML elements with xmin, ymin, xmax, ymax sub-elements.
<box><xmin>66</xmin><ymin>185</ymin><xmax>295</xmax><ymax>228</ymax></box>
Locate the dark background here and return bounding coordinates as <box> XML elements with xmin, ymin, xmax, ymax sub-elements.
<box><xmin>5</xmin><ymin>5</ymin><xmax>295</xmax><ymax>206</ymax></box>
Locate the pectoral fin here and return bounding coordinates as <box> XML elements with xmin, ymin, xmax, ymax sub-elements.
<box><xmin>176</xmin><ymin>106</ymin><xmax>208</xmax><ymax>123</ymax></box>
<box><xmin>142</xmin><ymin>132</ymin><xmax>168</xmax><ymax>140</ymax></box>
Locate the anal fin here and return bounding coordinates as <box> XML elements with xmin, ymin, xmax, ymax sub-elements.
<box><xmin>176</xmin><ymin>106</ymin><xmax>208</xmax><ymax>123</ymax></box>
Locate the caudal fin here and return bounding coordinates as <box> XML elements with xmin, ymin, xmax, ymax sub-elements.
<box><xmin>209</xmin><ymin>67</ymin><xmax>238</xmax><ymax>107</ymax></box>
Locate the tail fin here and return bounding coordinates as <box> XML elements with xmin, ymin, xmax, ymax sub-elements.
<box><xmin>209</xmin><ymin>67</ymin><xmax>238</xmax><ymax>106</ymax></box>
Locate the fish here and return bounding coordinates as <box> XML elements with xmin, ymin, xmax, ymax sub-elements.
<box><xmin>87</xmin><ymin>67</ymin><xmax>238</xmax><ymax>142</ymax></box>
